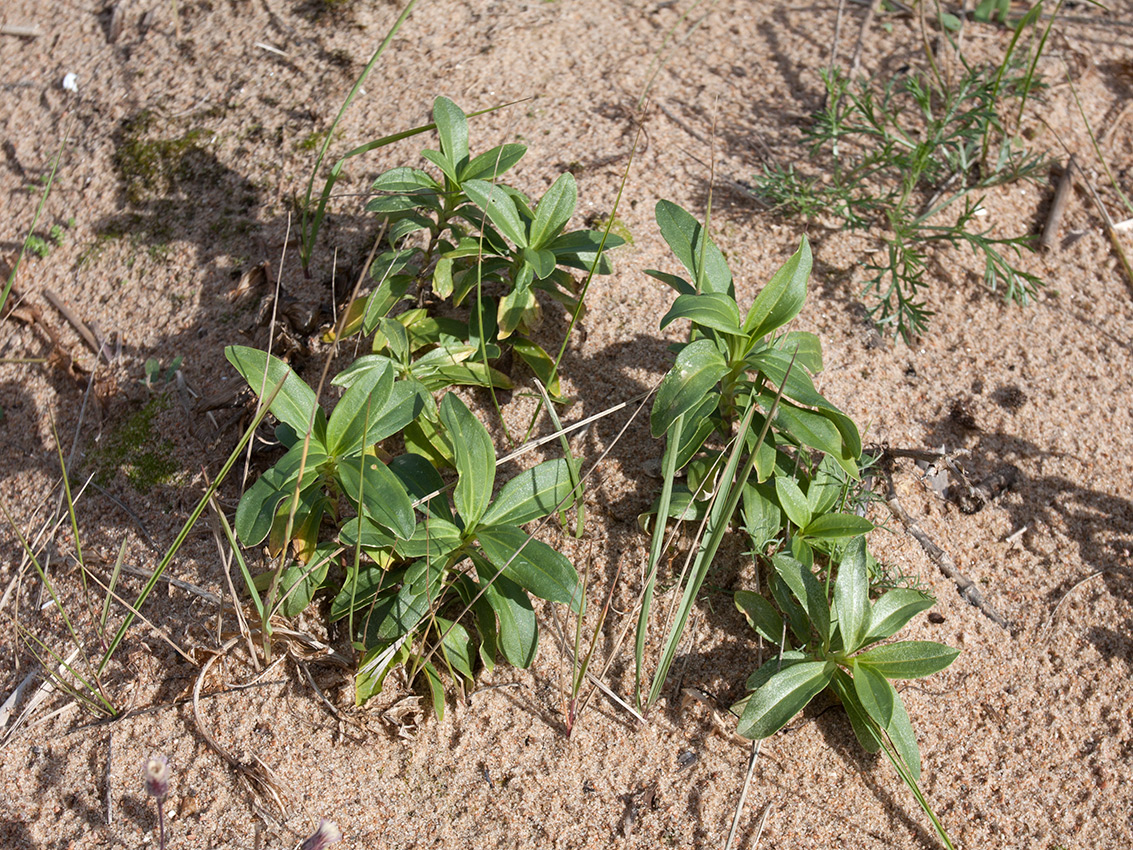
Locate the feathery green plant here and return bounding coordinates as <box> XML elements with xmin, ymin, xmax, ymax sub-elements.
<box><xmin>755</xmin><ymin>7</ymin><xmax>1054</xmax><ymax>341</ymax></box>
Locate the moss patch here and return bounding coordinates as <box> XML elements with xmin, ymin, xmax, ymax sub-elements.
<box><xmin>113</xmin><ymin>111</ymin><xmax>218</xmax><ymax>205</ymax></box>
<box><xmin>86</xmin><ymin>395</ymin><xmax>182</xmax><ymax>493</ymax></box>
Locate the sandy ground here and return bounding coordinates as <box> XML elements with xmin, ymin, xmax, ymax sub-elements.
<box><xmin>2</xmin><ymin>0</ymin><xmax>1133</xmax><ymax>847</ymax></box>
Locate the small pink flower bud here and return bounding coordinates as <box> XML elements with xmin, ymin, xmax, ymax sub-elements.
<box><xmin>144</xmin><ymin>754</ymin><xmax>169</xmax><ymax>801</ymax></box>
<box><xmin>300</xmin><ymin>819</ymin><xmax>343</xmax><ymax>850</ymax></box>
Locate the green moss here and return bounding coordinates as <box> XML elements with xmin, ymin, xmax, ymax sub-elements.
<box><xmin>113</xmin><ymin>111</ymin><xmax>217</xmax><ymax>204</ymax></box>
<box><xmin>86</xmin><ymin>395</ymin><xmax>182</xmax><ymax>493</ymax></box>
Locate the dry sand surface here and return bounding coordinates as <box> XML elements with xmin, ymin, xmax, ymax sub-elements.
<box><xmin>2</xmin><ymin>0</ymin><xmax>1133</xmax><ymax>847</ymax></box>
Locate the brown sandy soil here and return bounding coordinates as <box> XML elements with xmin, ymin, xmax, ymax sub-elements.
<box><xmin>2</xmin><ymin>1</ymin><xmax>1133</xmax><ymax>847</ymax></box>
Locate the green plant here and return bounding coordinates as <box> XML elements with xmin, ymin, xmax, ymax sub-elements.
<box><xmin>731</xmin><ymin>537</ymin><xmax>959</xmax><ymax>847</ymax></box>
<box><xmin>225</xmin><ymin>346</ymin><xmax>584</xmax><ymax>712</ymax></box>
<box><xmin>346</xmin><ymin>96</ymin><xmax>625</xmax><ymax>403</ymax></box>
<box><xmin>755</xmin><ymin>10</ymin><xmax>1053</xmax><ymax>341</ymax></box>
<box><xmin>635</xmin><ymin>201</ymin><xmax>868</xmax><ymax>712</ymax></box>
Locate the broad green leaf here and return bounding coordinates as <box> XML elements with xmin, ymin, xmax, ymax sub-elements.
<box><xmin>772</xmin><ymin>554</ymin><xmax>830</xmax><ymax>644</ymax></box>
<box><xmin>770</xmin><ymin>398</ymin><xmax>859</xmax><ymax>476</ymax></box>
<box><xmin>497</xmin><ymin>285</ymin><xmax>537</xmax><ymax>339</ymax></box>
<box><xmin>830</xmin><ymin>668</ymin><xmax>883</xmax><ymax>753</ymax></box>
<box><xmin>769</xmin><ymin>571</ymin><xmax>810</xmax><ymax>645</ymax></box>
<box><xmin>805</xmin><ymin>456</ymin><xmax>844</xmax><ymax>517</ymax></box>
<box><xmin>329</xmin><ymin>563</ymin><xmax>396</xmax><ymax>622</ymax></box>
<box><xmin>274</xmin><ymin>546</ymin><xmax>334</xmax><ymax>618</ymax></box>
<box><xmin>511</xmin><ymin>337</ymin><xmax>565</xmax><ymax>402</ymax></box>
<box><xmin>654</xmin><ymin>200</ymin><xmax>733</xmax><ymax>295</ymax></box>
<box><xmin>529</xmin><ymin>172</ymin><xmax>577</xmax><ymax>249</ymax></box>
<box><xmin>854</xmin><ymin>641</ymin><xmax>960</xmax><ymax>679</ymax></box>
<box><xmin>433</xmin><ymin>255</ymin><xmax>455</xmax><ymax>299</ymax></box>
<box><xmin>363</xmin><ymin>379</ymin><xmax>432</xmax><ymax>446</ymax></box>
<box><xmin>388</xmin><ymin>452</ymin><xmax>453</xmax><ymax>523</ymax></box>
<box><xmin>801</xmin><ymin>512</ymin><xmax>874</xmax><ymax>540</ymax></box>
<box><xmin>736</xmin><ymin>660</ymin><xmax>834</xmax><ymax>739</ymax></box>
<box><xmin>775</xmin><ymin>331</ymin><xmax>824</xmax><ymax>374</ymax></box>
<box><xmin>743</xmin><ymin>650</ymin><xmax>807</xmax><ymax>691</ymax></box>
<box><xmin>234</xmin><ymin>441</ymin><xmax>327</xmax><ymax>546</ymax></box>
<box><xmin>865</xmin><ymin>589</ymin><xmax>937</xmax><ymax>644</ymax></box>
<box><xmin>886</xmin><ymin>689</ymin><xmax>922</xmax><ymax>782</ymax></box>
<box><xmin>463</xmin><ymin>179</ymin><xmax>528</xmax><ymax>247</ymax></box>
<box><xmin>749</xmin><ymin>348</ymin><xmax>862</xmax><ymax>460</ymax></box>
<box><xmin>438</xmin><ymin>393</ymin><xmax>495</xmax><ymax>529</ymax></box>
<box><xmin>774</xmin><ymin>477</ymin><xmax>812</xmax><ymax>529</ymax></box>
<box><xmin>337</xmin><ymin>453</ymin><xmax>416</xmax><ymax>540</ymax></box>
<box><xmin>645</xmin><ymin>269</ymin><xmax>696</xmax><ymax>296</ymax></box>
<box><xmin>460</xmin><ymin>143</ymin><xmax>527</xmax><ymax>182</ymax></box>
<box><xmin>650</xmin><ymin>339</ymin><xmax>728</xmax><ymax>438</ymax></box>
<box><xmin>225</xmin><ymin>345</ymin><xmax>324</xmax><ymax>437</ymax></box>
<box><xmin>735</xmin><ymin>591</ymin><xmax>785</xmax><ymax>646</ymax></box>
<box><xmin>481</xmin><ymin>459</ymin><xmax>575</xmax><ymax>527</ymax></box>
<box><xmin>361</xmin><ymin>275</ymin><xmax>411</xmax><ymax>334</ymax></box>
<box><xmin>432</xmin><ymin>96</ymin><xmax>469</xmax><ymax>172</ymax></box>
<box><xmin>671</xmin><ymin>394</ymin><xmax>718</xmax><ymax>469</ymax></box>
<box><xmin>853</xmin><ymin>663</ymin><xmax>896</xmax><ymax>728</ymax></box>
<box><xmin>833</xmin><ymin>536</ymin><xmax>871</xmax><ymax>653</ymax></box>
<box><xmin>742</xmin><ymin>481</ymin><xmax>782</xmax><ymax>553</ymax></box>
<box><xmin>395</xmin><ymin>518</ymin><xmax>463</xmax><ymax>560</ymax></box>
<box><xmin>435</xmin><ymin>616</ymin><xmax>475</xmax><ymax>682</ymax></box>
<box><xmin>420</xmin><ymin>149</ymin><xmax>460</xmax><ymax>185</ymax></box>
<box><xmin>363</xmin><ymin>582</ymin><xmax>428</xmax><ymax>645</ymax></box>
<box><xmin>371</xmin><ymin>166</ymin><xmax>442</xmax><ymax>194</ymax></box>
<box><xmin>326</xmin><ymin>359</ymin><xmax>394</xmax><ymax>457</ymax></box>
<box><xmin>660</xmin><ymin>292</ymin><xmax>742</xmax><ymax>336</ymax></box>
<box><xmin>546</xmin><ymin>229</ymin><xmax>625</xmax><ymax>274</ymax></box>
<box><xmin>743</xmin><ymin>237</ymin><xmax>811</xmax><ymax>339</ymax></box>
<box><xmin>454</xmin><ymin>573</ymin><xmax>497</xmax><ymax>672</ymax></box>
<box><xmin>475</xmin><ymin>555</ymin><xmax>538</xmax><ymax>668</ymax></box>
<box><xmin>476</xmin><ymin>525</ymin><xmax>582</xmax><ymax>612</ymax></box>
<box><xmin>522</xmin><ymin>246</ymin><xmax>556</xmax><ymax>280</ymax></box>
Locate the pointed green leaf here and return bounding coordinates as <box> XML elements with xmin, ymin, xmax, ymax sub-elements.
<box><xmin>735</xmin><ymin>591</ymin><xmax>785</xmax><ymax>646</ymax></box>
<box><xmin>775</xmin><ymin>331</ymin><xmax>824</xmax><ymax>374</ymax></box>
<box><xmin>743</xmin><ymin>237</ymin><xmax>811</xmax><ymax>339</ymax></box>
<box><xmin>433</xmin><ymin>96</ymin><xmax>469</xmax><ymax>172</ymax></box>
<box><xmin>774</xmin><ymin>477</ymin><xmax>812</xmax><ymax>529</ymax></box>
<box><xmin>420</xmin><ymin>149</ymin><xmax>460</xmax><ymax>185</ymax></box>
<box><xmin>481</xmin><ymin>459</ymin><xmax>575</xmax><ymax>527</ymax></box>
<box><xmin>438</xmin><ymin>393</ymin><xmax>495</xmax><ymax>529</ymax></box>
<box><xmin>769</xmin><ymin>571</ymin><xmax>810</xmax><ymax>646</ymax></box>
<box><xmin>830</xmin><ymin>668</ymin><xmax>883</xmax><ymax>753</ymax></box>
<box><xmin>833</xmin><ymin>536</ymin><xmax>871</xmax><ymax>653</ymax></box>
<box><xmin>743</xmin><ymin>650</ymin><xmax>807</xmax><ymax>691</ymax></box>
<box><xmin>865</xmin><ymin>589</ymin><xmax>937</xmax><ymax>644</ymax></box>
<box><xmin>802</xmin><ymin>512</ymin><xmax>874</xmax><ymax>540</ymax></box>
<box><xmin>234</xmin><ymin>441</ymin><xmax>327</xmax><ymax>546</ymax></box>
<box><xmin>737</xmin><ymin>660</ymin><xmax>834</xmax><ymax>739</ymax></box>
<box><xmin>654</xmin><ymin>200</ymin><xmax>733</xmax><ymax>294</ymax></box>
<box><xmin>476</xmin><ymin>525</ymin><xmax>582</xmax><ymax>612</ymax></box>
<box><xmin>475</xmin><ymin>556</ymin><xmax>538</xmax><ymax>668</ymax></box>
<box><xmin>854</xmin><ymin>641</ymin><xmax>960</xmax><ymax>679</ymax></box>
<box><xmin>463</xmin><ymin>179</ymin><xmax>528</xmax><ymax>247</ymax></box>
<box><xmin>337</xmin><ymin>453</ymin><xmax>416</xmax><ymax>540</ymax></box>
<box><xmin>853</xmin><ymin>662</ymin><xmax>896</xmax><ymax>727</ymax></box>
<box><xmin>225</xmin><ymin>345</ymin><xmax>323</xmax><ymax>437</ymax></box>
<box><xmin>886</xmin><ymin>689</ymin><xmax>922</xmax><ymax>782</ymax></box>
<box><xmin>422</xmin><ymin>662</ymin><xmax>446</xmax><ymax>719</ymax></box>
<box><xmin>650</xmin><ymin>339</ymin><xmax>728</xmax><ymax>438</ymax></box>
<box><xmin>529</xmin><ymin>172</ymin><xmax>577</xmax><ymax>249</ymax></box>
<box><xmin>660</xmin><ymin>292</ymin><xmax>742</xmax><ymax>336</ymax></box>
<box><xmin>772</xmin><ymin>554</ymin><xmax>830</xmax><ymax>643</ymax></box>
<box><xmin>326</xmin><ymin>359</ymin><xmax>394</xmax><ymax>457</ymax></box>
<box><xmin>460</xmin><ymin>143</ymin><xmax>527</xmax><ymax>182</ymax></box>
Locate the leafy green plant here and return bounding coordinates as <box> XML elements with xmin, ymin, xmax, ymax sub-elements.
<box><xmin>225</xmin><ymin>346</ymin><xmax>584</xmax><ymax>712</ymax></box>
<box><xmin>732</xmin><ymin>538</ymin><xmax>959</xmax><ymax>848</ymax></box>
<box><xmin>755</xmin><ymin>9</ymin><xmax>1053</xmax><ymax>341</ymax></box>
<box><xmin>635</xmin><ymin>201</ymin><xmax>869</xmax><ymax>712</ymax></box>
<box><xmin>343</xmin><ymin>96</ymin><xmax>625</xmax><ymax>403</ymax></box>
